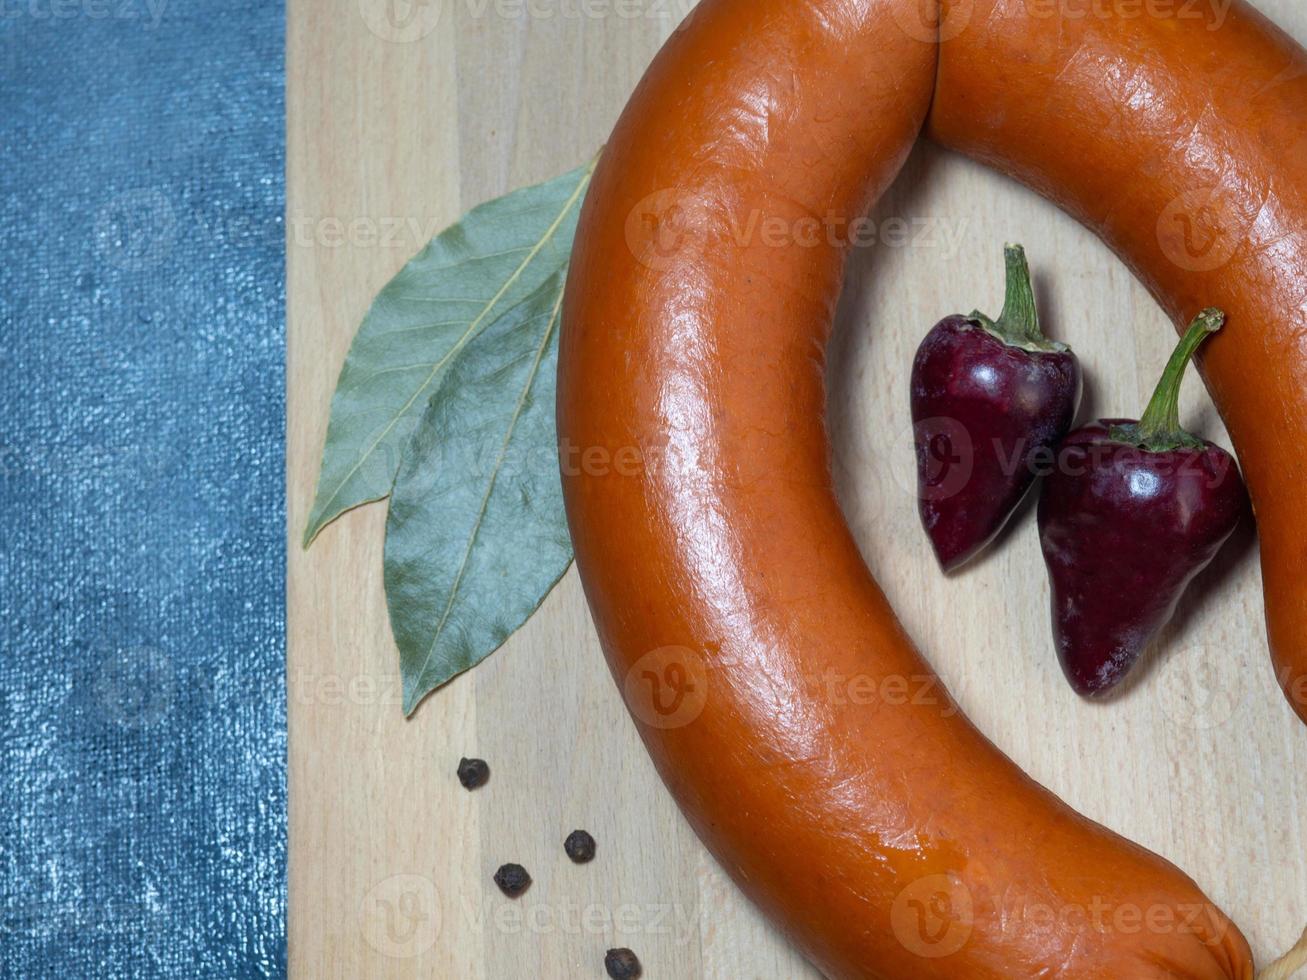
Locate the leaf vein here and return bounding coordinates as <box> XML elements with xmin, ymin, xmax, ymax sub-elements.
<box><xmin>414</xmin><ymin>273</ymin><xmax>568</xmax><ymax>687</ymax></box>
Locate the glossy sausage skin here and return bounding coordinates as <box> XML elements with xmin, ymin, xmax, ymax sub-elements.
<box><xmin>930</xmin><ymin>0</ymin><xmax>1307</xmax><ymax>727</ymax></box>
<box><xmin>558</xmin><ymin>0</ymin><xmax>1280</xmax><ymax>976</ymax></box>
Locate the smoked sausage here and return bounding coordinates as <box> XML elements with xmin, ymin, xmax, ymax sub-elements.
<box><xmin>557</xmin><ymin>0</ymin><xmax>1303</xmax><ymax>974</ymax></box>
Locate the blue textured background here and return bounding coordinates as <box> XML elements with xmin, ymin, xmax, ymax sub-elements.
<box><xmin>0</xmin><ymin>2</ymin><xmax>286</xmax><ymax>976</ymax></box>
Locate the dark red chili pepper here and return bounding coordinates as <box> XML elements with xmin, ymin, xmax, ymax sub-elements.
<box><xmin>911</xmin><ymin>244</ymin><xmax>1081</xmax><ymax>570</ymax></box>
<box><xmin>1038</xmin><ymin>309</ymin><xmax>1249</xmax><ymax>697</ymax></box>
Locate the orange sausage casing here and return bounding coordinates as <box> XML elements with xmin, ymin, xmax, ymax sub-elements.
<box><xmin>557</xmin><ymin>0</ymin><xmax>1304</xmax><ymax>976</ymax></box>
<box><xmin>929</xmin><ymin>0</ymin><xmax>1307</xmax><ymax>728</ymax></box>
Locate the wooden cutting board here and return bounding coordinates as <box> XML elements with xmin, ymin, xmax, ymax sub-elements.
<box><xmin>287</xmin><ymin>2</ymin><xmax>1307</xmax><ymax>975</ymax></box>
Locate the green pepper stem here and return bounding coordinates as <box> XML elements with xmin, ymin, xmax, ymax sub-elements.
<box><xmin>1112</xmin><ymin>308</ymin><xmax>1225</xmax><ymax>452</ymax></box>
<box><xmin>969</xmin><ymin>244</ymin><xmax>1064</xmax><ymax>352</ymax></box>
<box><xmin>995</xmin><ymin>243</ymin><xmax>1040</xmax><ymax>343</ymax></box>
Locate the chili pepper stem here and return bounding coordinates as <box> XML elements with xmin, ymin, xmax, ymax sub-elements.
<box><xmin>1110</xmin><ymin>308</ymin><xmax>1225</xmax><ymax>452</ymax></box>
<box><xmin>970</xmin><ymin>243</ymin><xmax>1066</xmax><ymax>353</ymax></box>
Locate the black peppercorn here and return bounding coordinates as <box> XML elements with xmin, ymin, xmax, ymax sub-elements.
<box><xmin>564</xmin><ymin>829</ymin><xmax>596</xmax><ymax>864</ymax></box>
<box><xmin>493</xmin><ymin>863</ymin><xmax>531</xmax><ymax>898</ymax></box>
<box><xmin>457</xmin><ymin>757</ymin><xmax>489</xmax><ymax>790</ymax></box>
<box><xmin>604</xmin><ymin>948</ymin><xmax>641</xmax><ymax>979</ymax></box>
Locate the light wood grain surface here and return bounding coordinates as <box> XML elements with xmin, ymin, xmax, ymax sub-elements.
<box><xmin>287</xmin><ymin>2</ymin><xmax>1307</xmax><ymax>976</ymax></box>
